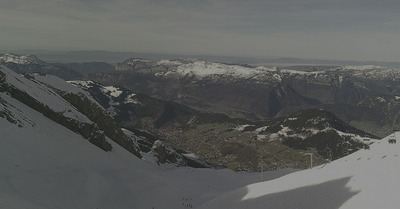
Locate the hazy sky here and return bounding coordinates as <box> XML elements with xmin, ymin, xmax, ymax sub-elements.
<box><xmin>1</xmin><ymin>0</ymin><xmax>400</xmax><ymax>62</ymax></box>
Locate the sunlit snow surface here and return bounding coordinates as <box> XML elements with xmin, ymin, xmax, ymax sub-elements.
<box><xmin>199</xmin><ymin>135</ymin><xmax>400</xmax><ymax>209</ymax></box>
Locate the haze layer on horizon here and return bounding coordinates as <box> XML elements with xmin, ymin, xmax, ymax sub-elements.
<box><xmin>1</xmin><ymin>0</ymin><xmax>400</xmax><ymax>62</ymax></box>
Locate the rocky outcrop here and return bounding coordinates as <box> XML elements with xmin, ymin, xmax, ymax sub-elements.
<box><xmin>150</xmin><ymin>140</ymin><xmax>186</xmax><ymax>166</ymax></box>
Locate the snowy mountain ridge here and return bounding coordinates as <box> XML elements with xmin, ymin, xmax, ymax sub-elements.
<box><xmin>118</xmin><ymin>58</ymin><xmax>281</xmax><ymax>83</ymax></box>
<box><xmin>118</xmin><ymin>57</ymin><xmax>400</xmax><ymax>82</ymax></box>
<box><xmin>0</xmin><ymin>53</ymin><xmax>43</xmax><ymax>65</ymax></box>
<box><xmin>107</xmin><ymin>57</ymin><xmax>400</xmax><ymax>137</ymax></box>
<box><xmin>1</xmin><ymin>57</ymin><xmax>399</xmax><ymax>208</ymax></box>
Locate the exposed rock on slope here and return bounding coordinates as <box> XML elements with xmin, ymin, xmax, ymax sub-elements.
<box><xmin>88</xmin><ymin>58</ymin><xmax>400</xmax><ymax>137</ymax></box>
<box><xmin>68</xmin><ymin>79</ymin><xmax>376</xmax><ymax>171</ymax></box>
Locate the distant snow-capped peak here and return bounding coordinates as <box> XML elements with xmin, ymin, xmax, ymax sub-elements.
<box><xmin>0</xmin><ymin>53</ymin><xmax>42</xmax><ymax>65</ymax></box>
<box><xmin>341</xmin><ymin>65</ymin><xmax>388</xmax><ymax>71</ymax></box>
<box><xmin>125</xmin><ymin>58</ymin><xmax>280</xmax><ymax>80</ymax></box>
<box><xmin>119</xmin><ymin>57</ymin><xmax>400</xmax><ymax>84</ymax></box>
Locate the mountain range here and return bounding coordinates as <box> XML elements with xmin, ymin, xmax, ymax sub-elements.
<box><xmin>0</xmin><ymin>53</ymin><xmax>399</xmax><ymax>208</ymax></box>
<box><xmin>0</xmin><ymin>53</ymin><xmax>387</xmax><ymax>171</ymax></box>
<box><xmin>84</xmin><ymin>57</ymin><xmax>400</xmax><ymax>138</ymax></box>
<box><xmin>67</xmin><ymin>79</ymin><xmax>374</xmax><ymax>171</ymax></box>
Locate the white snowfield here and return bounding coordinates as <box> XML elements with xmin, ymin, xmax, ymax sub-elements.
<box><xmin>200</xmin><ymin>135</ymin><xmax>400</xmax><ymax>209</ymax></box>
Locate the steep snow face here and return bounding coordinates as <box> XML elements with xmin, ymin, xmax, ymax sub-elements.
<box><xmin>0</xmin><ymin>93</ymin><xmax>37</xmax><ymax>127</ymax></box>
<box><xmin>0</xmin><ymin>94</ymin><xmax>158</xmax><ymax>208</ymax></box>
<box><xmin>199</xmin><ymin>134</ymin><xmax>400</xmax><ymax>209</ymax></box>
<box><xmin>0</xmin><ymin>65</ymin><xmax>92</xmax><ymax>123</ymax></box>
<box><xmin>33</xmin><ymin>73</ymin><xmax>86</xmax><ymax>95</ymax></box>
<box><xmin>0</xmin><ymin>54</ymin><xmax>42</xmax><ymax>65</ymax></box>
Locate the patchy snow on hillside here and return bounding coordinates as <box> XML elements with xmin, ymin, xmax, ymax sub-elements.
<box><xmin>102</xmin><ymin>86</ymin><xmax>123</xmax><ymax>98</ymax></box>
<box><xmin>235</xmin><ymin>124</ymin><xmax>252</xmax><ymax>131</ymax></box>
<box><xmin>268</xmin><ymin>126</ymin><xmax>291</xmax><ymax>141</ymax></box>
<box><xmin>66</xmin><ymin>80</ymin><xmax>95</xmax><ymax>89</ymax></box>
<box><xmin>124</xmin><ymin>93</ymin><xmax>139</xmax><ymax>104</ymax></box>
<box><xmin>375</xmin><ymin>96</ymin><xmax>386</xmax><ymax>103</ymax></box>
<box><xmin>335</xmin><ymin>130</ymin><xmax>372</xmax><ymax>143</ymax></box>
<box><xmin>281</xmin><ymin>69</ymin><xmax>322</xmax><ymax>75</ymax></box>
<box><xmin>341</xmin><ymin>65</ymin><xmax>386</xmax><ymax>71</ymax></box>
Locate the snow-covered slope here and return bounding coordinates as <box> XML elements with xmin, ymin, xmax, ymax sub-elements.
<box><xmin>0</xmin><ymin>65</ymin><xmax>91</xmax><ymax>122</ymax></box>
<box><xmin>199</xmin><ymin>134</ymin><xmax>400</xmax><ymax>209</ymax></box>
<box><xmin>0</xmin><ymin>82</ymin><xmax>291</xmax><ymax>208</ymax></box>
